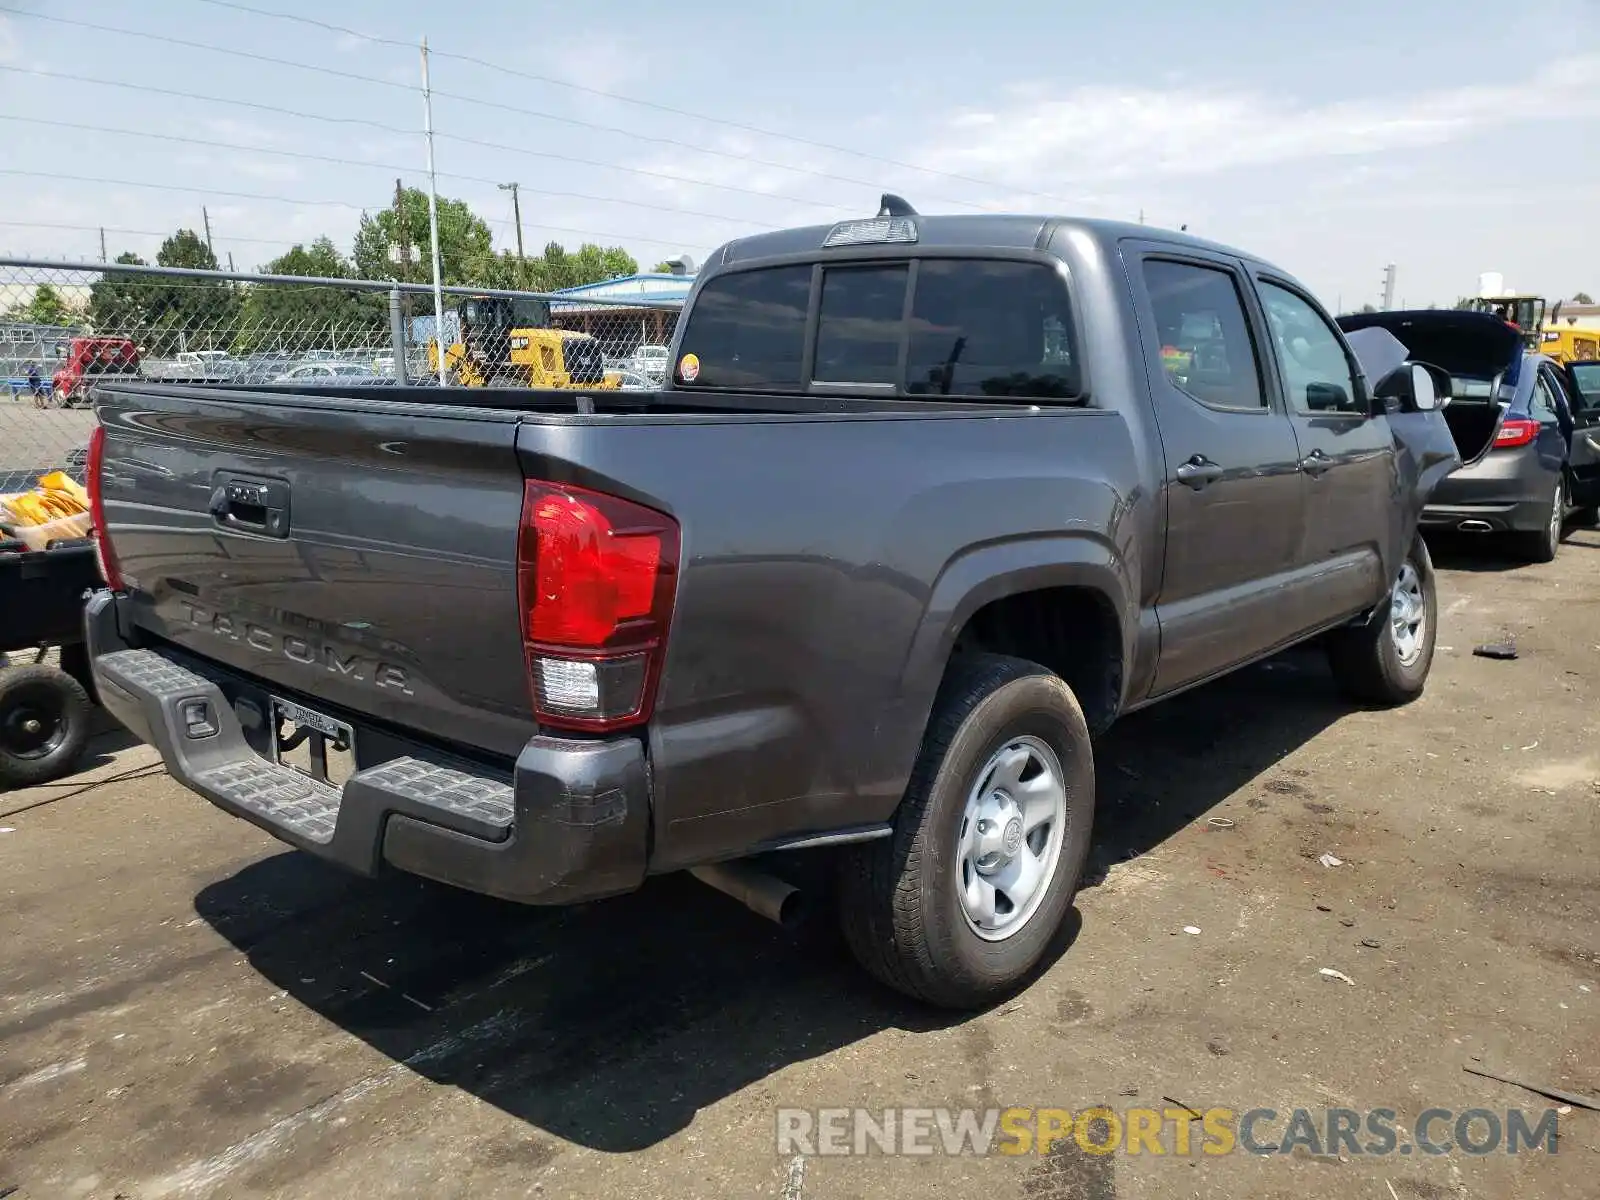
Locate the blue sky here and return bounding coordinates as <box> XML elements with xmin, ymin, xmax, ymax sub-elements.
<box><xmin>1</xmin><ymin>0</ymin><xmax>1598</xmax><ymax>309</ymax></box>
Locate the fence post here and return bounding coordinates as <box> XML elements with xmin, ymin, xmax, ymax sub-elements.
<box><xmin>389</xmin><ymin>286</ymin><xmax>409</xmax><ymax>385</ymax></box>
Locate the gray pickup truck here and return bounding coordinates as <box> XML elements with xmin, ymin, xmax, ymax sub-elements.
<box><xmin>83</xmin><ymin>199</ymin><xmax>1464</xmax><ymax>1008</ymax></box>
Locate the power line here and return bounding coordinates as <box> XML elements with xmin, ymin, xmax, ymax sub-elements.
<box><xmin>184</xmin><ymin>0</ymin><xmax>1078</xmax><ymax>205</ymax></box>
<box><xmin>0</xmin><ymin>171</ymin><xmax>711</xmax><ymax>249</ymax></box>
<box><xmin>0</xmin><ymin>219</ymin><xmax>304</xmax><ymax>248</ymax></box>
<box><xmin>426</xmin><ymin>88</ymin><xmax>991</xmax><ymax>211</ymax></box>
<box><xmin>0</xmin><ymin>64</ymin><xmax>860</xmax><ymax>215</ymax></box>
<box><xmin>0</xmin><ymin>65</ymin><xmax>414</xmax><ymax>136</ymax></box>
<box><xmin>3</xmin><ymin>6</ymin><xmax>992</xmax><ymax>211</ymax></box>
<box><xmin>0</xmin><ymin>6</ymin><xmax>409</xmax><ymax>93</ymax></box>
<box><xmin>0</xmin><ymin>114</ymin><xmax>776</xmax><ymax>228</ymax></box>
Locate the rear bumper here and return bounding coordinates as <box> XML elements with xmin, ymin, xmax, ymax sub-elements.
<box><xmin>84</xmin><ymin>591</ymin><xmax>649</xmax><ymax>905</ymax></box>
<box><xmin>1418</xmin><ymin>499</ymin><xmax>1552</xmax><ymax>533</ymax></box>
<box><xmin>1421</xmin><ymin>447</ymin><xmax>1555</xmax><ymax>533</ymax></box>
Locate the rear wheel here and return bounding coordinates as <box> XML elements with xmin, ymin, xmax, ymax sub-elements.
<box><xmin>1326</xmin><ymin>537</ymin><xmax>1437</xmax><ymax>706</ymax></box>
<box><xmin>837</xmin><ymin>654</ymin><xmax>1094</xmax><ymax>1009</ymax></box>
<box><xmin>1521</xmin><ymin>475</ymin><xmax>1565</xmax><ymax>563</ymax></box>
<box><xmin>1573</xmin><ymin>505</ymin><xmax>1599</xmax><ymax>528</ymax></box>
<box><xmin>0</xmin><ymin>664</ymin><xmax>92</xmax><ymax>789</ymax></box>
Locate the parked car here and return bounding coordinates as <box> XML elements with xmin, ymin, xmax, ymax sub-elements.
<box><xmin>629</xmin><ymin>343</ymin><xmax>670</xmax><ymax>380</ymax></box>
<box><xmin>271</xmin><ymin>361</ymin><xmax>378</xmax><ymax>383</ymax></box>
<box><xmin>1338</xmin><ymin>310</ymin><xmax>1600</xmax><ymax>558</ymax></box>
<box><xmin>83</xmin><ymin>201</ymin><xmax>1460</xmax><ymax>1008</ymax></box>
<box><xmin>607</xmin><ymin>368</ymin><xmax>657</xmax><ymax>391</ymax></box>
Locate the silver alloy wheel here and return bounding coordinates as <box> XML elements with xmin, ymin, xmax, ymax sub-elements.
<box><xmin>955</xmin><ymin>735</ymin><xmax>1069</xmax><ymax>942</ymax></box>
<box><xmin>1390</xmin><ymin>561</ymin><xmax>1427</xmax><ymax>668</ymax></box>
<box><xmin>1549</xmin><ymin>477</ymin><xmax>1564</xmax><ymax>549</ymax></box>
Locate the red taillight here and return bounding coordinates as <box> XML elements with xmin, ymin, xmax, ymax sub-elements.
<box><xmin>85</xmin><ymin>425</ymin><xmax>124</xmax><ymax>591</ymax></box>
<box><xmin>516</xmin><ymin>480</ymin><xmax>679</xmax><ymax>732</ymax></box>
<box><xmin>1493</xmin><ymin>417</ymin><xmax>1540</xmax><ymax>449</ymax></box>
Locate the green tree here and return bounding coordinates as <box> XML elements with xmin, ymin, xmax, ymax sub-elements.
<box><xmin>352</xmin><ymin>187</ymin><xmax>494</xmax><ymax>286</ymax></box>
<box><xmin>1573</xmin><ymin>291</ymin><xmax>1593</xmax><ymax>304</ymax></box>
<box><xmin>6</xmin><ymin>282</ymin><xmax>72</xmax><ymax>326</ymax></box>
<box><xmin>87</xmin><ymin>252</ymin><xmax>155</xmax><ymax>340</ymax></box>
<box><xmin>650</xmin><ymin>260</ymin><xmax>678</xmax><ymax>273</ymax></box>
<box><xmin>235</xmin><ymin>237</ymin><xmax>385</xmax><ymax>354</ymax></box>
<box><xmin>83</xmin><ymin>233</ymin><xmax>242</xmax><ymax>354</ymax></box>
<box><xmin>471</xmin><ymin>241</ymin><xmax>637</xmax><ymax>293</ymax></box>
<box><xmin>140</xmin><ymin>228</ymin><xmax>242</xmax><ymax>354</ymax></box>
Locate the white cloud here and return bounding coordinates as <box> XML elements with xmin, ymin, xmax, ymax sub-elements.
<box><xmin>0</xmin><ymin>16</ymin><xmax>17</xmax><ymax>65</ymax></box>
<box><xmin>231</xmin><ymin>157</ymin><xmax>303</xmax><ymax>183</ymax></box>
<box><xmin>916</xmin><ymin>54</ymin><xmax>1600</xmax><ymax>189</ymax></box>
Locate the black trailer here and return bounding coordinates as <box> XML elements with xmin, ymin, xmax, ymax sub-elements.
<box><xmin>0</xmin><ymin>538</ymin><xmax>100</xmax><ymax>788</ymax></box>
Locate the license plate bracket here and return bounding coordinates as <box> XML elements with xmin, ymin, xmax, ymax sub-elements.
<box><xmin>269</xmin><ymin>696</ymin><xmax>355</xmax><ymax>789</ymax></box>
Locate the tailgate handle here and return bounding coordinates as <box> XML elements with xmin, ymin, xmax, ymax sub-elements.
<box><xmin>209</xmin><ymin>477</ymin><xmax>291</xmax><ymax>538</ymax></box>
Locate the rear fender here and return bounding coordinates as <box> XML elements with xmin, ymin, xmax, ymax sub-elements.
<box><xmin>887</xmin><ymin>534</ymin><xmax>1138</xmax><ymax>778</ymax></box>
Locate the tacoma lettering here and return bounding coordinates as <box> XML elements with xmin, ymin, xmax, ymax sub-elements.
<box><xmin>177</xmin><ymin>602</ymin><xmax>414</xmax><ymax>694</ymax></box>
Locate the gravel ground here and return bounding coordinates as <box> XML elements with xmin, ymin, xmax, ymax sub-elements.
<box><xmin>2</xmin><ymin>530</ymin><xmax>1597</xmax><ymax>1200</ymax></box>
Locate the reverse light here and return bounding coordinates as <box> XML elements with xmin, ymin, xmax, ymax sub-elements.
<box><xmin>1493</xmin><ymin>417</ymin><xmax>1540</xmax><ymax>449</ymax></box>
<box><xmin>516</xmin><ymin>481</ymin><xmax>679</xmax><ymax>732</ymax></box>
<box><xmin>85</xmin><ymin>425</ymin><xmax>125</xmax><ymax>591</ymax></box>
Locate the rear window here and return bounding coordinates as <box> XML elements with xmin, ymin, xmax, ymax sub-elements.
<box><xmin>675</xmin><ymin>258</ymin><xmax>1080</xmax><ymax>399</ymax></box>
<box><xmin>814</xmin><ymin>265</ymin><xmax>907</xmax><ymax>385</ymax></box>
<box><xmin>675</xmin><ymin>264</ymin><xmax>810</xmax><ymax>389</ymax></box>
<box><xmin>905</xmin><ymin>260</ymin><xmax>1078</xmax><ymax>398</ymax></box>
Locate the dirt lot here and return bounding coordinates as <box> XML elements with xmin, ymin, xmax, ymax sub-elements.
<box><xmin>3</xmin><ymin>532</ymin><xmax>1598</xmax><ymax>1200</ymax></box>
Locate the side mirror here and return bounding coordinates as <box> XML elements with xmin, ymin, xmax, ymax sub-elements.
<box><xmin>1373</xmin><ymin>361</ymin><xmax>1452</xmax><ymax>413</ymax></box>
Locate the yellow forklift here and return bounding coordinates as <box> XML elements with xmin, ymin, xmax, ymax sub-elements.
<box><xmin>1469</xmin><ymin>295</ymin><xmax>1600</xmax><ymax>364</ymax></box>
<box><xmin>428</xmin><ymin>295</ymin><xmax>619</xmax><ymax>389</ymax></box>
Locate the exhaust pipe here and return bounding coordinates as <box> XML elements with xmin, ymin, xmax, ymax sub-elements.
<box><xmin>690</xmin><ymin>861</ymin><xmax>808</xmax><ymax>931</ymax></box>
<box><xmin>1457</xmin><ymin>519</ymin><xmax>1494</xmax><ymax>533</ymax></box>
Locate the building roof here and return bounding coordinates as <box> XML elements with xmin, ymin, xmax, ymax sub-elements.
<box><xmin>549</xmin><ymin>273</ymin><xmax>694</xmax><ymax>312</ymax></box>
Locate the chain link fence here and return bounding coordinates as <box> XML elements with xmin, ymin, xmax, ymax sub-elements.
<box><xmin>0</xmin><ymin>258</ymin><xmax>684</xmax><ymax>493</ymax></box>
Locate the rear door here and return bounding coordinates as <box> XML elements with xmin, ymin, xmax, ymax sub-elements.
<box><xmin>1555</xmin><ymin>362</ymin><xmax>1600</xmax><ymax>507</ymax></box>
<box><xmin>1251</xmin><ymin>275</ymin><xmax>1395</xmax><ymax>624</ymax></box>
<box><xmin>1124</xmin><ymin>247</ymin><xmax>1310</xmax><ymax>693</ymax></box>
<box><xmin>95</xmin><ymin>383</ymin><xmax>536</xmax><ymax>760</ymax></box>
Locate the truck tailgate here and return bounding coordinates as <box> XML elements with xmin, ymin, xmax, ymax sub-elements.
<box><xmin>94</xmin><ymin>384</ymin><xmax>534</xmax><ymax>760</ymax></box>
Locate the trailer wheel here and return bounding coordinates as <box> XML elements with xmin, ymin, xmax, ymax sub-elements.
<box><xmin>0</xmin><ymin>664</ymin><xmax>93</xmax><ymax>789</ymax></box>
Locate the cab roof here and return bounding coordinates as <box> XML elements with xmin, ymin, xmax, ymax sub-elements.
<box><xmin>708</xmin><ymin>210</ymin><xmax>1269</xmax><ymax>271</ymax></box>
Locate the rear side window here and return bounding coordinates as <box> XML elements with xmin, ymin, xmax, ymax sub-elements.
<box><xmin>905</xmin><ymin>261</ymin><xmax>1079</xmax><ymax>398</ymax></box>
<box><xmin>1141</xmin><ymin>260</ymin><xmax>1264</xmax><ymax>410</ymax></box>
<box><xmin>675</xmin><ymin>265</ymin><xmax>811</xmax><ymax>388</ymax></box>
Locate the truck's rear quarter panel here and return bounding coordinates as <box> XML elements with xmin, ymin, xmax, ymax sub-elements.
<box><xmin>515</xmin><ymin>409</ymin><xmax>1141</xmax><ymax>868</ymax></box>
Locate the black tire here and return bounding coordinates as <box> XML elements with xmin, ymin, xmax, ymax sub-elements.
<box><xmin>1519</xmin><ymin>475</ymin><xmax>1564</xmax><ymax>563</ymax></box>
<box><xmin>1325</xmin><ymin>536</ymin><xmax>1437</xmax><ymax>706</ymax></box>
<box><xmin>1571</xmin><ymin>504</ymin><xmax>1598</xmax><ymax>528</ymax></box>
<box><xmin>0</xmin><ymin>664</ymin><xmax>93</xmax><ymax>789</ymax></box>
<box><xmin>837</xmin><ymin>653</ymin><xmax>1095</xmax><ymax>1009</ymax></box>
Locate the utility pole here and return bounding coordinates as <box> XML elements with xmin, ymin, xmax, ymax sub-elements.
<box><xmin>98</xmin><ymin>227</ymin><xmax>107</xmax><ymax>263</ymax></box>
<box><xmin>499</xmin><ymin>181</ymin><xmax>524</xmax><ymax>258</ymax></box>
<box><xmin>1381</xmin><ymin>263</ymin><xmax>1397</xmax><ymax>312</ymax></box>
<box><xmin>202</xmin><ymin>206</ymin><xmax>214</xmax><ymax>256</ymax></box>
<box><xmin>227</xmin><ymin>252</ymin><xmax>235</xmax><ymax>272</ymax></box>
<box><xmin>420</xmin><ymin>37</ymin><xmax>448</xmax><ymax>388</ymax></box>
<box><xmin>1138</xmin><ymin>208</ymin><xmax>1145</xmax><ymax>225</ymax></box>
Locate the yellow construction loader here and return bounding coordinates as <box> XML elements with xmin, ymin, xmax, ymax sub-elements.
<box><xmin>427</xmin><ymin>295</ymin><xmax>620</xmax><ymax>389</ymax></box>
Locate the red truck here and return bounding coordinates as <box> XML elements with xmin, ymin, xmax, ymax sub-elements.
<box><xmin>53</xmin><ymin>337</ymin><xmax>140</xmax><ymax>408</ymax></box>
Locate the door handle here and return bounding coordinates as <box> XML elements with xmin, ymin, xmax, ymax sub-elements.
<box><xmin>208</xmin><ymin>477</ymin><xmax>291</xmax><ymax>538</ymax></box>
<box><xmin>1299</xmin><ymin>449</ymin><xmax>1333</xmax><ymax>477</ymax></box>
<box><xmin>1175</xmin><ymin>455</ymin><xmax>1225</xmax><ymax>490</ymax></box>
